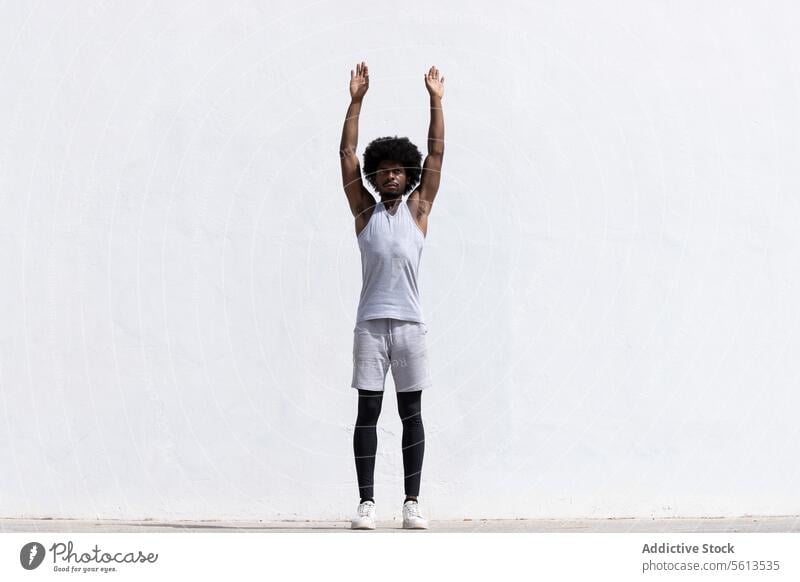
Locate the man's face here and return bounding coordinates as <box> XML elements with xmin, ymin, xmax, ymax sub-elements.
<box><xmin>375</xmin><ymin>160</ymin><xmax>406</xmax><ymax>195</ymax></box>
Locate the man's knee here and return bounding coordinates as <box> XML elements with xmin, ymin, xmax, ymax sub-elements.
<box><xmin>357</xmin><ymin>391</ymin><xmax>383</xmax><ymax>423</ymax></box>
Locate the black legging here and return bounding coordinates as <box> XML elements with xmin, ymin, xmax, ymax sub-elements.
<box><xmin>353</xmin><ymin>389</ymin><xmax>425</xmax><ymax>502</ymax></box>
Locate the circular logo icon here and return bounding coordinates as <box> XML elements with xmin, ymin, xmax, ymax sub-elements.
<box><xmin>20</xmin><ymin>542</ymin><xmax>46</xmax><ymax>570</ymax></box>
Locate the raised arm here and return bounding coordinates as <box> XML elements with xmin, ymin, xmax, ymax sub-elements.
<box><xmin>416</xmin><ymin>66</ymin><xmax>445</xmax><ymax>209</ymax></box>
<box><xmin>339</xmin><ymin>61</ymin><xmax>375</xmax><ymax>218</ymax></box>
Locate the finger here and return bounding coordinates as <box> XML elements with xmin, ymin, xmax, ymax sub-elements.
<box><xmin>351</xmin><ymin>69</ymin><xmax>354</xmax><ymax>80</ymax></box>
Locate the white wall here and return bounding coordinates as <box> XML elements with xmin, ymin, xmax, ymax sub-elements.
<box><xmin>1</xmin><ymin>0</ymin><xmax>799</xmax><ymax>521</ymax></box>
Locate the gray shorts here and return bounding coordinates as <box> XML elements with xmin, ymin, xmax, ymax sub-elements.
<box><xmin>351</xmin><ymin>318</ymin><xmax>432</xmax><ymax>392</ymax></box>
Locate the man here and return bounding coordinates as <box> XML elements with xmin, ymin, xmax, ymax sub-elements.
<box><xmin>339</xmin><ymin>61</ymin><xmax>444</xmax><ymax>530</ymax></box>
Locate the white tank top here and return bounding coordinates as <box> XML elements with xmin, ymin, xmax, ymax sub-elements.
<box><xmin>355</xmin><ymin>197</ymin><xmax>426</xmax><ymax>323</ymax></box>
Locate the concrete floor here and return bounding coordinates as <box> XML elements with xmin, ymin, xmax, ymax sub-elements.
<box><xmin>1</xmin><ymin>516</ymin><xmax>797</xmax><ymax>533</ymax></box>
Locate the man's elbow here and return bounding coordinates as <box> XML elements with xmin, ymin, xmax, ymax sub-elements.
<box><xmin>427</xmin><ymin>139</ymin><xmax>444</xmax><ymax>157</ymax></box>
<box><xmin>339</xmin><ymin>146</ymin><xmax>358</xmax><ymax>159</ymax></box>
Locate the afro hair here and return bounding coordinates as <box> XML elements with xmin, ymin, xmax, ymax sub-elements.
<box><xmin>362</xmin><ymin>135</ymin><xmax>423</xmax><ymax>195</ymax></box>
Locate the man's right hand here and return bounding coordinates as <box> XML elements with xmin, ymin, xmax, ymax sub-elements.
<box><xmin>350</xmin><ymin>61</ymin><xmax>369</xmax><ymax>101</ymax></box>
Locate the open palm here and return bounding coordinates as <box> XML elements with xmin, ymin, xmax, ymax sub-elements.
<box><xmin>350</xmin><ymin>61</ymin><xmax>369</xmax><ymax>100</ymax></box>
<box><xmin>424</xmin><ymin>66</ymin><xmax>444</xmax><ymax>99</ymax></box>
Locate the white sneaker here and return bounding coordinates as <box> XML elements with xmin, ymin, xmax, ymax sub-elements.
<box><xmin>402</xmin><ymin>500</ymin><xmax>429</xmax><ymax>529</ymax></box>
<box><xmin>351</xmin><ymin>500</ymin><xmax>376</xmax><ymax>530</ymax></box>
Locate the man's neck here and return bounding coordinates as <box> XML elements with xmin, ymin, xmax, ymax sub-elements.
<box><xmin>381</xmin><ymin>194</ymin><xmax>402</xmax><ymax>210</ymax></box>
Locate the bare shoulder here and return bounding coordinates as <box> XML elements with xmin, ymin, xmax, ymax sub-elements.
<box><xmin>407</xmin><ymin>189</ymin><xmax>431</xmax><ymax>237</ymax></box>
